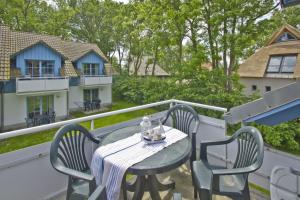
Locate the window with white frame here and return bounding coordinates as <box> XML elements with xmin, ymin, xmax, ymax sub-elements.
<box><xmin>27</xmin><ymin>95</ymin><xmax>54</xmax><ymax>115</ymax></box>
<box><xmin>266</xmin><ymin>55</ymin><xmax>297</xmax><ymax>73</ymax></box>
<box><xmin>25</xmin><ymin>60</ymin><xmax>55</xmax><ymax>77</ymax></box>
<box><xmin>83</xmin><ymin>63</ymin><xmax>99</xmax><ymax>75</ymax></box>
<box><xmin>83</xmin><ymin>88</ymin><xmax>99</xmax><ymax>102</ymax></box>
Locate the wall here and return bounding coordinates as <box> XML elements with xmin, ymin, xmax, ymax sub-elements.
<box><xmin>100</xmin><ymin>84</ymin><xmax>112</xmax><ymax>104</ymax></box>
<box><xmin>16</xmin><ymin>43</ymin><xmax>62</xmax><ymax>76</ymax></box>
<box><xmin>3</xmin><ymin>91</ymin><xmax>68</xmax><ymax>128</ymax></box>
<box><xmin>3</xmin><ymin>93</ymin><xmax>27</xmax><ymax>127</ymax></box>
<box><xmin>76</xmin><ymin>52</ymin><xmax>105</xmax><ymax>75</ymax></box>
<box><xmin>241</xmin><ymin>77</ymin><xmax>295</xmax><ymax>96</ymax></box>
<box><xmin>68</xmin><ymin>85</ymin><xmax>112</xmax><ymax>110</ymax></box>
<box><xmin>69</xmin><ymin>86</ymin><xmax>83</xmax><ymax>110</ymax></box>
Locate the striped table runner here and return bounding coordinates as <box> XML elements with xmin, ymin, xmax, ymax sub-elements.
<box><xmin>91</xmin><ymin>126</ymin><xmax>187</xmax><ymax>200</ymax></box>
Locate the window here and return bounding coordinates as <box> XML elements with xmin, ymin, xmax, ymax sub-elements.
<box><xmin>41</xmin><ymin>61</ymin><xmax>54</xmax><ymax>76</ymax></box>
<box><xmin>26</xmin><ymin>60</ymin><xmax>39</xmax><ymax>77</ymax></box>
<box><xmin>266</xmin><ymin>55</ymin><xmax>297</xmax><ymax>73</ymax></box>
<box><xmin>27</xmin><ymin>95</ymin><xmax>54</xmax><ymax>115</ymax></box>
<box><xmin>265</xmin><ymin>86</ymin><xmax>271</xmax><ymax>92</ymax></box>
<box><xmin>83</xmin><ymin>63</ymin><xmax>99</xmax><ymax>75</ymax></box>
<box><xmin>83</xmin><ymin>89</ymin><xmax>99</xmax><ymax>102</ymax></box>
<box><xmin>26</xmin><ymin>60</ymin><xmax>55</xmax><ymax>77</ymax></box>
<box><xmin>277</xmin><ymin>32</ymin><xmax>297</xmax><ymax>42</ymax></box>
<box><xmin>252</xmin><ymin>85</ymin><xmax>257</xmax><ymax>91</ymax></box>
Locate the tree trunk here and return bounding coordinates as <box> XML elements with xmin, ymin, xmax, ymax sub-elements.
<box><xmin>152</xmin><ymin>47</ymin><xmax>159</xmax><ymax>76</ymax></box>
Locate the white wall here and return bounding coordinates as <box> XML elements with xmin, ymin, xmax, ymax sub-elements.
<box><xmin>69</xmin><ymin>85</ymin><xmax>112</xmax><ymax>110</ymax></box>
<box><xmin>240</xmin><ymin>77</ymin><xmax>295</xmax><ymax>96</ymax></box>
<box><xmin>3</xmin><ymin>93</ymin><xmax>27</xmax><ymax>127</ymax></box>
<box><xmin>69</xmin><ymin>86</ymin><xmax>83</xmax><ymax>110</ymax></box>
<box><xmin>3</xmin><ymin>91</ymin><xmax>68</xmax><ymax>128</ymax></box>
<box><xmin>54</xmin><ymin>91</ymin><xmax>68</xmax><ymax>118</ymax></box>
<box><xmin>100</xmin><ymin>84</ymin><xmax>112</xmax><ymax>104</ymax></box>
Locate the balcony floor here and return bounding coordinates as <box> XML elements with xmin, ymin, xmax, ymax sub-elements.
<box><xmin>54</xmin><ymin>164</ymin><xmax>270</xmax><ymax>200</ymax></box>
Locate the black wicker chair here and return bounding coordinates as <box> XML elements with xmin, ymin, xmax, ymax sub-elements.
<box><xmin>50</xmin><ymin>124</ymin><xmax>100</xmax><ymax>200</ymax></box>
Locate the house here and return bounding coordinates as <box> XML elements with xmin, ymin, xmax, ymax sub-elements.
<box><xmin>0</xmin><ymin>26</ymin><xmax>113</xmax><ymax>130</ymax></box>
<box><xmin>129</xmin><ymin>56</ymin><xmax>170</xmax><ymax>77</ymax></box>
<box><xmin>238</xmin><ymin>24</ymin><xmax>300</xmax><ymax>96</ymax></box>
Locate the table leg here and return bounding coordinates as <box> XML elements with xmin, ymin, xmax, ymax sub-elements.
<box><xmin>123</xmin><ymin>174</ymin><xmax>175</xmax><ymax>200</ymax></box>
<box><xmin>150</xmin><ymin>175</ymin><xmax>175</xmax><ymax>191</ymax></box>
<box><xmin>132</xmin><ymin>176</ymin><xmax>146</xmax><ymax>200</ymax></box>
<box><xmin>148</xmin><ymin>175</ymin><xmax>162</xmax><ymax>200</ymax></box>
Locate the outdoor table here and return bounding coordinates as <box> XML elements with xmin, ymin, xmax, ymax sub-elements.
<box><xmin>100</xmin><ymin>125</ymin><xmax>191</xmax><ymax>200</ymax></box>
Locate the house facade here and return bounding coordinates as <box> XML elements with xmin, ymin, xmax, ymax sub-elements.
<box><xmin>238</xmin><ymin>24</ymin><xmax>300</xmax><ymax>96</ymax></box>
<box><xmin>129</xmin><ymin>56</ymin><xmax>170</xmax><ymax>77</ymax></box>
<box><xmin>0</xmin><ymin>26</ymin><xmax>113</xmax><ymax>130</ymax></box>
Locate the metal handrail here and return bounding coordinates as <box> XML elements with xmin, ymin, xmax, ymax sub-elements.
<box><xmin>16</xmin><ymin>76</ymin><xmax>69</xmax><ymax>80</ymax></box>
<box><xmin>0</xmin><ymin>99</ymin><xmax>226</xmax><ymax>140</ymax></box>
<box><xmin>81</xmin><ymin>75</ymin><xmax>112</xmax><ymax>77</ymax></box>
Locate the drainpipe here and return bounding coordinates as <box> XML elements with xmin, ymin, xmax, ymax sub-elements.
<box><xmin>67</xmin><ymin>90</ymin><xmax>69</xmax><ymax>118</ymax></box>
<box><xmin>0</xmin><ymin>82</ymin><xmax>4</xmax><ymax>131</ymax></box>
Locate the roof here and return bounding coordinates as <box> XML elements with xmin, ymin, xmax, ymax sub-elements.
<box><xmin>244</xmin><ymin>99</ymin><xmax>300</xmax><ymax>126</ymax></box>
<box><xmin>0</xmin><ymin>25</ymin><xmax>109</xmax><ymax>80</ymax></box>
<box><xmin>129</xmin><ymin>56</ymin><xmax>170</xmax><ymax>76</ymax></box>
<box><xmin>238</xmin><ymin>24</ymin><xmax>300</xmax><ymax>78</ymax></box>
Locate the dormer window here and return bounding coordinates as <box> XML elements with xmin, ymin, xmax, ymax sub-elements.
<box><xmin>277</xmin><ymin>32</ymin><xmax>297</xmax><ymax>42</ymax></box>
<box><xmin>266</xmin><ymin>55</ymin><xmax>297</xmax><ymax>73</ymax></box>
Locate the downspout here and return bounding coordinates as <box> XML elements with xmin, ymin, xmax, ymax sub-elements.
<box><xmin>0</xmin><ymin>82</ymin><xmax>4</xmax><ymax>131</ymax></box>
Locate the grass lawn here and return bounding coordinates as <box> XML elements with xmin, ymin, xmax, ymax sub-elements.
<box><xmin>0</xmin><ymin>100</ymin><xmax>157</xmax><ymax>154</ymax></box>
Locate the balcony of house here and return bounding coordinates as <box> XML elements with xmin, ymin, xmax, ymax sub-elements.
<box><xmin>16</xmin><ymin>76</ymin><xmax>69</xmax><ymax>94</ymax></box>
<box><xmin>0</xmin><ymin>99</ymin><xmax>277</xmax><ymax>200</ymax></box>
<box><xmin>80</xmin><ymin>75</ymin><xmax>113</xmax><ymax>87</ymax></box>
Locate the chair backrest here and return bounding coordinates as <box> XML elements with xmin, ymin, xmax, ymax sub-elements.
<box><xmin>163</xmin><ymin>104</ymin><xmax>199</xmax><ymax>137</ymax></box>
<box><xmin>50</xmin><ymin>124</ymin><xmax>100</xmax><ymax>173</ymax></box>
<box><xmin>232</xmin><ymin>126</ymin><xmax>264</xmax><ymax>170</ymax></box>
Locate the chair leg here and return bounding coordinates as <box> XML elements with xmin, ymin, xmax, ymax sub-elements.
<box><xmin>199</xmin><ymin>189</ymin><xmax>212</xmax><ymax>200</ymax></box>
<box><xmin>243</xmin><ymin>182</ymin><xmax>251</xmax><ymax>200</ymax></box>
<box><xmin>194</xmin><ymin>187</ymin><xmax>198</xmax><ymax>199</ymax></box>
<box><xmin>122</xmin><ymin>173</ymin><xmax>128</xmax><ymax>200</ymax></box>
<box><xmin>66</xmin><ymin>177</ymin><xmax>73</xmax><ymax>200</ymax></box>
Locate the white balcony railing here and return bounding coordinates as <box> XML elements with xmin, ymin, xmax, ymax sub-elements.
<box><xmin>0</xmin><ymin>99</ymin><xmax>226</xmax><ymax>140</ymax></box>
<box><xmin>80</xmin><ymin>75</ymin><xmax>112</xmax><ymax>86</ymax></box>
<box><xmin>16</xmin><ymin>77</ymin><xmax>69</xmax><ymax>94</ymax></box>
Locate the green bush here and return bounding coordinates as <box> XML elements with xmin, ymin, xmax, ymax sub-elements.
<box><xmin>113</xmin><ymin>69</ymin><xmax>300</xmax><ymax>153</ymax></box>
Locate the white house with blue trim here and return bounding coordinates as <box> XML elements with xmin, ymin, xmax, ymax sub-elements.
<box><xmin>0</xmin><ymin>26</ymin><xmax>113</xmax><ymax>130</ymax></box>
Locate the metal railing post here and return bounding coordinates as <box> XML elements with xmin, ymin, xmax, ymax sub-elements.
<box><xmin>91</xmin><ymin>120</ymin><xmax>94</xmax><ymax>130</ymax></box>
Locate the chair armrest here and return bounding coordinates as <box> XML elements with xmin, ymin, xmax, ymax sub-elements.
<box><xmin>199</xmin><ymin>138</ymin><xmax>232</xmax><ymax>160</ymax></box>
<box><xmin>291</xmin><ymin>167</ymin><xmax>300</xmax><ymax>176</ymax></box>
<box><xmin>56</xmin><ymin>165</ymin><xmax>95</xmax><ymax>182</ymax></box>
<box><xmin>212</xmin><ymin>165</ymin><xmax>257</xmax><ymax>176</ymax></box>
<box><xmin>201</xmin><ymin>138</ymin><xmax>232</xmax><ymax>147</ymax></box>
<box><xmin>88</xmin><ymin>185</ymin><xmax>107</xmax><ymax>200</ymax></box>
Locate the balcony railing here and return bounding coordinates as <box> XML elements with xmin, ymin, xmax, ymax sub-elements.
<box><xmin>16</xmin><ymin>77</ymin><xmax>69</xmax><ymax>94</ymax></box>
<box><xmin>80</xmin><ymin>75</ymin><xmax>112</xmax><ymax>86</ymax></box>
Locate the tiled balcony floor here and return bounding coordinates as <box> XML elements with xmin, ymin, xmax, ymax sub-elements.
<box><xmin>55</xmin><ymin>164</ymin><xmax>270</xmax><ymax>200</ymax></box>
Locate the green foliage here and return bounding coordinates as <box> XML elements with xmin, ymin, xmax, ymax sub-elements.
<box><xmin>256</xmin><ymin>121</ymin><xmax>300</xmax><ymax>151</ymax></box>
<box><xmin>114</xmin><ymin>56</ymin><xmax>253</xmax><ymax>118</ymax></box>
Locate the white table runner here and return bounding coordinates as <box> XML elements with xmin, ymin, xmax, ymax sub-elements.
<box><xmin>91</xmin><ymin>125</ymin><xmax>187</xmax><ymax>200</ymax></box>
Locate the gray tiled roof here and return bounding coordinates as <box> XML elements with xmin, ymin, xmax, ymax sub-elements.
<box><xmin>0</xmin><ymin>25</ymin><xmax>109</xmax><ymax>80</ymax></box>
